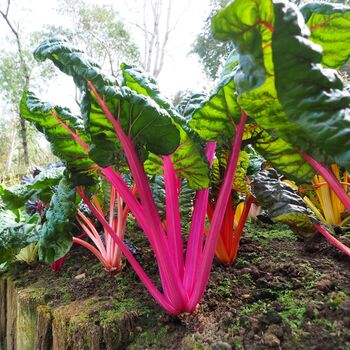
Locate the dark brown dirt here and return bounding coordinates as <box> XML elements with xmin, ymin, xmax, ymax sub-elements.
<box><xmin>3</xmin><ymin>222</ymin><xmax>350</xmax><ymax>349</ymax></box>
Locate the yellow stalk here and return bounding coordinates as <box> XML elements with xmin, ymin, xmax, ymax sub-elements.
<box><xmin>234</xmin><ymin>202</ymin><xmax>244</xmax><ymax>229</ymax></box>
<box><xmin>303</xmin><ymin>196</ymin><xmax>326</xmax><ymax>224</ymax></box>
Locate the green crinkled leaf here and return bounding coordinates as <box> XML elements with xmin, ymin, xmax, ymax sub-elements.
<box><xmin>34</xmin><ymin>37</ymin><xmax>116</xmax><ymax>92</ymax></box>
<box><xmin>233</xmin><ymin>151</ymin><xmax>250</xmax><ymax>194</ymax></box>
<box><xmin>121</xmin><ymin>64</ymin><xmax>209</xmax><ymax>189</ymax></box>
<box><xmin>176</xmin><ymin>93</ymin><xmax>207</xmax><ymax>121</ymax></box>
<box><xmin>190</xmin><ymin>59</ymin><xmax>314</xmax><ymax>183</ymax></box>
<box><xmin>0</xmin><ymin>166</ymin><xmax>66</xmax><ymax>210</ymax></box>
<box><xmin>190</xmin><ymin>69</ymin><xmax>239</xmax><ymax>142</ymax></box>
<box><xmin>301</xmin><ymin>2</ymin><xmax>350</xmax><ymax>70</ymax></box>
<box><xmin>245</xmin><ymin>145</ymin><xmax>265</xmax><ymax>179</ymax></box>
<box><xmin>121</xmin><ymin>63</ymin><xmax>175</xmax><ymax>114</ymax></box>
<box><xmin>20</xmin><ymin>91</ymin><xmax>95</xmax><ymax>185</ymax></box>
<box><xmin>0</xmin><ymin>184</ymin><xmax>36</xmax><ymax>210</ymax></box>
<box><xmin>212</xmin><ymin>0</ymin><xmax>350</xmax><ymax>171</ymax></box>
<box><xmin>0</xmin><ymin>210</ymin><xmax>40</xmax><ymax>265</ymax></box>
<box><xmin>253</xmin><ymin>168</ymin><xmax>313</xmax><ymax>229</ymax></box>
<box><xmin>31</xmin><ymin>166</ymin><xmax>65</xmax><ymax>190</ymax></box>
<box><xmin>211</xmin><ymin>149</ymin><xmax>250</xmax><ymax>197</ymax></box>
<box><xmin>34</xmin><ymin>38</ymin><xmax>180</xmax><ymax>168</ymax></box>
<box><xmin>30</xmin><ymin>166</ymin><xmax>65</xmax><ymax>203</ymax></box>
<box><xmin>39</xmin><ymin>177</ymin><xmax>77</xmax><ymax>264</ymax></box>
<box><xmin>273</xmin><ymin>0</ymin><xmax>350</xmax><ymax>167</ymax></box>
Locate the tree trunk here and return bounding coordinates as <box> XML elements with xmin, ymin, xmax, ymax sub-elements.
<box><xmin>19</xmin><ymin>117</ymin><xmax>29</xmax><ymax>166</ymax></box>
<box><xmin>1</xmin><ymin>0</ymin><xmax>30</xmax><ymax>167</ymax></box>
<box><xmin>5</xmin><ymin>119</ymin><xmax>17</xmax><ymax>173</ymax></box>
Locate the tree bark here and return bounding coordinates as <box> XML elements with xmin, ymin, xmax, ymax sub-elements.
<box><xmin>5</xmin><ymin>118</ymin><xmax>17</xmax><ymax>173</ymax></box>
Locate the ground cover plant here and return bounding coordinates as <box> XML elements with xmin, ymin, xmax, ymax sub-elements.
<box><xmin>0</xmin><ymin>0</ymin><xmax>350</xmax><ymax>322</ymax></box>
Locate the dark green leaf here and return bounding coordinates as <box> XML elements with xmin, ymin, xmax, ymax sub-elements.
<box><xmin>212</xmin><ymin>0</ymin><xmax>350</xmax><ymax>171</ymax></box>
<box><xmin>253</xmin><ymin>168</ymin><xmax>312</xmax><ymax>229</ymax></box>
<box><xmin>0</xmin><ymin>211</ymin><xmax>39</xmax><ymax>264</ymax></box>
<box><xmin>121</xmin><ymin>64</ymin><xmax>209</xmax><ymax>189</ymax></box>
<box><xmin>39</xmin><ymin>177</ymin><xmax>77</xmax><ymax>264</ymax></box>
<box><xmin>34</xmin><ymin>38</ymin><xmax>180</xmax><ymax>167</ymax></box>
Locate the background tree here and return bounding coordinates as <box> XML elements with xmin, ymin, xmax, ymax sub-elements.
<box><xmin>50</xmin><ymin>0</ymin><xmax>139</xmax><ymax>77</ymax></box>
<box><xmin>0</xmin><ymin>0</ymin><xmax>31</xmax><ymax>168</ymax></box>
<box><xmin>0</xmin><ymin>0</ymin><xmax>139</xmax><ymax>177</ymax></box>
<box><xmin>191</xmin><ymin>0</ymin><xmax>233</xmax><ymax>81</ymax></box>
<box><xmin>121</xmin><ymin>0</ymin><xmax>189</xmax><ymax>78</ymax></box>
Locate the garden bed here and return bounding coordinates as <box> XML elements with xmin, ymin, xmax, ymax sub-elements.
<box><xmin>1</xmin><ymin>222</ymin><xmax>350</xmax><ymax>350</ymax></box>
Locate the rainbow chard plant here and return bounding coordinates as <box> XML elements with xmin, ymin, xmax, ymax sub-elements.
<box><xmin>75</xmin><ymin>181</ymin><xmax>136</xmax><ymax>272</ymax></box>
<box><xmin>20</xmin><ymin>0</ymin><xmax>350</xmax><ymax>313</ymax></box>
<box><xmin>20</xmin><ymin>37</ymin><xmax>251</xmax><ymax>315</ymax></box>
<box><xmin>211</xmin><ymin>0</ymin><xmax>350</xmax><ymax>256</ymax></box>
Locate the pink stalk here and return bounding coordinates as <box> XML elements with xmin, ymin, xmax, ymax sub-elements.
<box><xmin>77</xmin><ymin>215</ymin><xmax>107</xmax><ymax>257</ymax></box>
<box><xmin>72</xmin><ymin>237</ymin><xmax>112</xmax><ymax>270</ymax></box>
<box><xmin>184</xmin><ymin>141</ymin><xmax>216</xmax><ymax>293</ymax></box>
<box><xmin>103</xmin><ymin>167</ymin><xmax>147</xmax><ymax>231</ymax></box>
<box><xmin>77</xmin><ymin>187</ymin><xmax>178</xmax><ymax>314</ymax></box>
<box><xmin>88</xmin><ymin>81</ymin><xmax>188</xmax><ymax>310</ymax></box>
<box><xmin>313</xmin><ymin>224</ymin><xmax>350</xmax><ymax>256</ymax></box>
<box><xmin>300</xmin><ymin>152</ymin><xmax>350</xmax><ymax>213</ymax></box>
<box><xmin>115</xmin><ymin>193</ymin><xmax>126</xmax><ymax>265</ymax></box>
<box><xmin>163</xmin><ymin>155</ymin><xmax>184</xmax><ymax>278</ymax></box>
<box><xmin>189</xmin><ymin>112</ymin><xmax>248</xmax><ymax>309</ymax></box>
<box><xmin>107</xmin><ymin>186</ymin><xmax>117</xmax><ymax>262</ymax></box>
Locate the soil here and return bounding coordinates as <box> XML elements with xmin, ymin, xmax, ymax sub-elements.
<box><xmin>3</xmin><ymin>221</ymin><xmax>350</xmax><ymax>350</ymax></box>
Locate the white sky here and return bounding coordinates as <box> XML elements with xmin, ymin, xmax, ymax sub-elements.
<box><xmin>0</xmin><ymin>0</ymin><xmax>212</xmax><ymax>112</ymax></box>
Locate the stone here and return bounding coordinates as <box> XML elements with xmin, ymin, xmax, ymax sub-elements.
<box><xmin>74</xmin><ymin>273</ymin><xmax>86</xmax><ymax>280</ymax></box>
<box><xmin>266</xmin><ymin>324</ymin><xmax>284</xmax><ymax>339</ymax></box>
<box><xmin>211</xmin><ymin>341</ymin><xmax>232</xmax><ymax>350</ymax></box>
<box><xmin>315</xmin><ymin>277</ymin><xmax>334</xmax><ymax>292</ymax></box>
<box><xmin>263</xmin><ymin>333</ymin><xmax>281</xmax><ymax>347</ymax></box>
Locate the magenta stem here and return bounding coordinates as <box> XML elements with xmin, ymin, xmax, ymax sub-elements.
<box><xmin>189</xmin><ymin>112</ymin><xmax>248</xmax><ymax>309</ymax></box>
<box><xmin>184</xmin><ymin>142</ymin><xmax>216</xmax><ymax>295</ymax></box>
<box><xmin>300</xmin><ymin>152</ymin><xmax>350</xmax><ymax>213</ymax></box>
<box><xmin>163</xmin><ymin>155</ymin><xmax>184</xmax><ymax>279</ymax></box>
<box><xmin>313</xmin><ymin>224</ymin><xmax>350</xmax><ymax>256</ymax></box>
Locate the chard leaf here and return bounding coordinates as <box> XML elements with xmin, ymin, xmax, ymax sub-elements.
<box><xmin>0</xmin><ymin>166</ymin><xmax>65</xmax><ymax>209</ymax></box>
<box><xmin>190</xmin><ymin>61</ymin><xmax>313</xmax><ymax>183</ymax></box>
<box><xmin>0</xmin><ymin>211</ymin><xmax>39</xmax><ymax>264</ymax></box>
<box><xmin>0</xmin><ymin>184</ymin><xmax>36</xmax><ymax>210</ymax></box>
<box><xmin>20</xmin><ymin>91</ymin><xmax>95</xmax><ymax>185</ymax></box>
<box><xmin>212</xmin><ymin>0</ymin><xmax>350</xmax><ymax>170</ymax></box>
<box><xmin>253</xmin><ymin>168</ymin><xmax>313</xmax><ymax>231</ymax></box>
<box><xmin>121</xmin><ymin>63</ymin><xmax>174</xmax><ymax>114</ymax></box>
<box><xmin>121</xmin><ymin>64</ymin><xmax>209</xmax><ymax>189</ymax></box>
<box><xmin>273</xmin><ymin>0</ymin><xmax>350</xmax><ymax>166</ymax></box>
<box><xmin>34</xmin><ymin>38</ymin><xmax>180</xmax><ymax>167</ymax></box>
<box><xmin>39</xmin><ymin>177</ymin><xmax>77</xmax><ymax>264</ymax></box>
<box><xmin>150</xmin><ymin>175</ymin><xmax>195</xmax><ymax>230</ymax></box>
<box><xmin>301</xmin><ymin>2</ymin><xmax>350</xmax><ymax>69</ymax></box>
